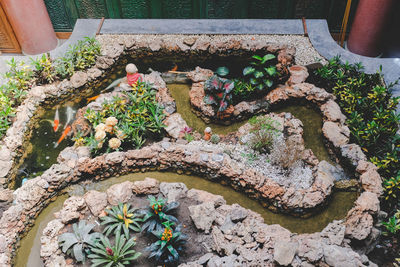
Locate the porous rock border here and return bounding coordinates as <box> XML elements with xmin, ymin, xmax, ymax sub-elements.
<box><xmin>0</xmin><ymin>35</ymin><xmax>384</xmax><ymax>265</ymax></box>
<box><xmin>40</xmin><ymin>179</ymin><xmax>379</xmax><ymax>267</ymax></box>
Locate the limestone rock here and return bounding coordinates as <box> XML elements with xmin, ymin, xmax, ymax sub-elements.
<box><xmin>70</xmin><ymin>71</ymin><xmax>88</xmax><ymax>88</ymax></box>
<box><xmin>187</xmin><ymin>188</ymin><xmax>226</xmax><ymax>207</ymax></box>
<box><xmin>323</xmin><ymin>244</ymin><xmax>363</xmax><ymax>267</ymax></box>
<box><xmin>356</xmin><ymin>160</ymin><xmax>378</xmax><ymax>174</ymax></box>
<box><xmin>143</xmin><ymin>71</ymin><xmax>166</xmax><ymax>89</ymax></box>
<box><xmin>187</xmin><ymin>67</ymin><xmax>213</xmax><ymax>82</ymax></box>
<box><xmin>164</xmin><ymin>113</ymin><xmax>189</xmax><ymax>139</ymax></box>
<box><xmin>360</xmin><ymin>169</ymin><xmax>383</xmax><ymax>196</ymax></box>
<box><xmin>355</xmin><ymin>192</ymin><xmax>380</xmax><ymax>214</ymax></box>
<box><xmin>156</xmin><ymin>87</ymin><xmax>176</xmax><ymax>115</ymax></box>
<box><xmin>189</xmin><ymin>83</ymin><xmax>215</xmax><ymax>117</ymax></box>
<box><xmin>55</xmin><ymin>196</ymin><xmax>86</xmax><ymax>224</ymax></box>
<box><xmin>84</xmin><ymin>190</ymin><xmax>108</xmax><ymax>216</ymax></box>
<box><xmin>322</xmin><ymin>122</ymin><xmax>349</xmax><ymax>147</ymax></box>
<box><xmin>106</xmin><ymin>181</ymin><xmax>134</xmax><ymax>205</ymax></box>
<box><xmin>288</xmin><ymin>65</ymin><xmax>309</xmax><ymax>85</ymax></box>
<box><xmin>273</xmin><ymin>241</ymin><xmax>297</xmax><ymax>266</ymax></box>
<box><xmin>321</xmin><ymin>220</ymin><xmax>346</xmax><ymax>246</ymax></box>
<box><xmin>189</xmin><ymin>202</ymin><xmax>216</xmax><ymax>233</ymax></box>
<box><xmin>160</xmin><ymin>182</ymin><xmax>188</xmax><ymax>203</ymax></box>
<box><xmin>320</xmin><ymin>100</ymin><xmax>346</xmax><ymax>123</ymax></box>
<box><xmin>132</xmin><ymin>178</ymin><xmax>160</xmax><ymax>195</ymax></box>
<box><xmin>345</xmin><ymin>208</ymin><xmax>373</xmax><ymax>240</ymax></box>
<box><xmin>0</xmin><ymin>189</ymin><xmax>13</xmax><ymax>203</ymax></box>
<box><xmin>340</xmin><ymin>144</ymin><xmax>367</xmax><ymax>168</ymax></box>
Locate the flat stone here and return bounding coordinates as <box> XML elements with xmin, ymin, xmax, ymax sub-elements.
<box><xmin>84</xmin><ymin>190</ymin><xmax>108</xmax><ymax>216</ymax></box>
<box><xmin>164</xmin><ymin>113</ymin><xmax>189</xmax><ymax>139</ymax></box>
<box><xmin>70</xmin><ymin>71</ymin><xmax>88</xmax><ymax>88</ymax></box>
<box><xmin>187</xmin><ymin>188</ymin><xmax>226</xmax><ymax>207</ymax></box>
<box><xmin>211</xmin><ymin>154</ymin><xmax>224</xmax><ymax>162</ymax></box>
<box><xmin>160</xmin><ymin>182</ymin><xmax>188</xmax><ymax>203</ymax></box>
<box><xmin>132</xmin><ymin>178</ymin><xmax>160</xmax><ymax>195</ymax></box>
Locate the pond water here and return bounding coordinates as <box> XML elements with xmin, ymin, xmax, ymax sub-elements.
<box><xmin>15</xmin><ymin>171</ymin><xmax>357</xmax><ymax>267</ymax></box>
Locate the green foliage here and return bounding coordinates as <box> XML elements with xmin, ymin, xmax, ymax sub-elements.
<box><xmin>88</xmin><ymin>230</ymin><xmax>141</xmax><ymax>267</ymax></box>
<box><xmin>101</xmin><ymin>203</ymin><xmax>142</xmax><ymax>239</ymax></box>
<box><xmin>204</xmin><ymin>75</ymin><xmax>235</xmax><ymax>113</ymax></box>
<box><xmin>313</xmin><ymin>56</ymin><xmax>400</xmax><ymax>208</ymax></box>
<box><xmin>147</xmin><ymin>222</ymin><xmax>187</xmax><ymax>265</ymax></box>
<box><xmin>232</xmin><ymin>79</ymin><xmax>257</xmax><ymax>100</ymax></box>
<box><xmin>247</xmin><ymin>116</ymin><xmax>280</xmax><ymax>153</ymax></box>
<box><xmin>180</xmin><ymin>127</ymin><xmax>194</xmax><ymax>142</ymax></box>
<box><xmin>30</xmin><ymin>53</ymin><xmax>56</xmax><ymax>84</ymax></box>
<box><xmin>84</xmin><ymin>82</ymin><xmax>166</xmax><ymax>155</ymax></box>
<box><xmin>210</xmin><ymin>134</ymin><xmax>220</xmax><ymax>144</ymax></box>
<box><xmin>242</xmin><ymin>54</ymin><xmax>278</xmax><ymax>91</ymax></box>
<box><xmin>58</xmin><ymin>220</ymin><xmax>101</xmax><ymax>263</ymax></box>
<box><xmin>139</xmin><ymin>196</ymin><xmax>179</xmax><ymax>233</ymax></box>
<box><xmin>55</xmin><ymin>37</ymin><xmax>100</xmax><ymax>79</ymax></box>
<box><xmin>382</xmin><ymin>212</ymin><xmax>400</xmax><ymax>235</ymax></box>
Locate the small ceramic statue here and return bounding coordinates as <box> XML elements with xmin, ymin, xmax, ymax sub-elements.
<box><xmin>204</xmin><ymin>127</ymin><xmax>212</xmax><ymax>141</ymax></box>
<box><xmin>126</xmin><ymin>63</ymin><xmax>142</xmax><ymax>86</ymax></box>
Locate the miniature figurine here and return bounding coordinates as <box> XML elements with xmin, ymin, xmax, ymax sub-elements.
<box><xmin>126</xmin><ymin>63</ymin><xmax>142</xmax><ymax>86</ymax></box>
<box><xmin>203</xmin><ymin>127</ymin><xmax>212</xmax><ymax>141</ymax></box>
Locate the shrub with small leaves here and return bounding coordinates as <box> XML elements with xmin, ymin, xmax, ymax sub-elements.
<box><xmin>242</xmin><ymin>54</ymin><xmax>278</xmax><ymax>91</ymax></box>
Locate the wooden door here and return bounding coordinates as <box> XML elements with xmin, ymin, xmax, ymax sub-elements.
<box><xmin>0</xmin><ymin>3</ymin><xmax>21</xmax><ymax>53</ymax></box>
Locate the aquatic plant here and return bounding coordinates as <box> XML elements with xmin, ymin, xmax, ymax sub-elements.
<box><xmin>204</xmin><ymin>75</ymin><xmax>235</xmax><ymax>113</ymax></box>
<box><xmin>55</xmin><ymin>37</ymin><xmax>100</xmax><ymax>79</ymax></box>
<box><xmin>58</xmin><ymin>220</ymin><xmax>101</xmax><ymax>263</ymax></box>
<box><xmin>140</xmin><ymin>196</ymin><xmax>179</xmax><ymax>233</ymax></box>
<box><xmin>247</xmin><ymin>116</ymin><xmax>280</xmax><ymax>154</ymax></box>
<box><xmin>243</xmin><ymin>54</ymin><xmax>278</xmax><ymax>91</ymax></box>
<box><xmin>84</xmin><ymin>82</ymin><xmax>166</xmax><ymax>155</ymax></box>
<box><xmin>88</xmin><ymin>230</ymin><xmax>141</xmax><ymax>267</ymax></box>
<box><xmin>147</xmin><ymin>222</ymin><xmax>187</xmax><ymax>265</ymax></box>
<box><xmin>210</xmin><ymin>134</ymin><xmax>220</xmax><ymax>144</ymax></box>
<box><xmin>101</xmin><ymin>203</ymin><xmax>142</xmax><ymax>239</ymax></box>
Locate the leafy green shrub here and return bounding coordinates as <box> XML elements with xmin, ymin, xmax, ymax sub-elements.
<box><xmin>247</xmin><ymin>116</ymin><xmax>280</xmax><ymax>153</ymax></box>
<box><xmin>88</xmin><ymin>230</ymin><xmax>141</xmax><ymax>267</ymax></box>
<box><xmin>140</xmin><ymin>196</ymin><xmax>179</xmax><ymax>233</ymax></box>
<box><xmin>147</xmin><ymin>222</ymin><xmax>187</xmax><ymax>265</ymax></box>
<box><xmin>101</xmin><ymin>203</ymin><xmax>142</xmax><ymax>238</ymax></box>
<box><xmin>83</xmin><ymin>82</ymin><xmax>166</xmax><ymax>155</ymax></box>
<box><xmin>210</xmin><ymin>134</ymin><xmax>220</xmax><ymax>144</ymax></box>
<box><xmin>382</xmin><ymin>212</ymin><xmax>400</xmax><ymax>235</ymax></box>
<box><xmin>312</xmin><ymin>56</ymin><xmax>400</xmax><ymax>207</ymax></box>
<box><xmin>55</xmin><ymin>37</ymin><xmax>100</xmax><ymax>79</ymax></box>
<box><xmin>30</xmin><ymin>53</ymin><xmax>56</xmax><ymax>84</ymax></box>
<box><xmin>58</xmin><ymin>220</ymin><xmax>101</xmax><ymax>263</ymax></box>
<box><xmin>204</xmin><ymin>75</ymin><xmax>235</xmax><ymax>113</ymax></box>
<box><xmin>242</xmin><ymin>54</ymin><xmax>278</xmax><ymax>91</ymax></box>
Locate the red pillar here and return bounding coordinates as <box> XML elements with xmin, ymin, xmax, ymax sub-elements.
<box><xmin>347</xmin><ymin>0</ymin><xmax>395</xmax><ymax>57</ymax></box>
<box><xmin>1</xmin><ymin>0</ymin><xmax>58</xmax><ymax>55</ymax></box>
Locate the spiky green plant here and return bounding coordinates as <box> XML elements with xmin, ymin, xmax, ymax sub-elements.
<box><xmin>101</xmin><ymin>203</ymin><xmax>142</xmax><ymax>239</ymax></box>
<box><xmin>58</xmin><ymin>220</ymin><xmax>101</xmax><ymax>263</ymax></box>
<box><xmin>147</xmin><ymin>222</ymin><xmax>187</xmax><ymax>265</ymax></box>
<box><xmin>139</xmin><ymin>196</ymin><xmax>179</xmax><ymax>233</ymax></box>
<box><xmin>88</xmin><ymin>230</ymin><xmax>141</xmax><ymax>267</ymax></box>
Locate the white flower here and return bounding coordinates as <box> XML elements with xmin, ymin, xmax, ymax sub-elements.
<box><xmin>109</xmin><ymin>138</ymin><xmax>121</xmax><ymax>150</ymax></box>
<box><xmin>104</xmin><ymin>124</ymin><xmax>113</xmax><ymax>133</ymax></box>
<box><xmin>95</xmin><ymin>123</ymin><xmax>106</xmax><ymax>132</ymax></box>
<box><xmin>105</xmin><ymin>117</ymin><xmax>118</xmax><ymax>126</ymax></box>
<box><xmin>95</xmin><ymin>130</ymin><xmax>106</xmax><ymax>141</ymax></box>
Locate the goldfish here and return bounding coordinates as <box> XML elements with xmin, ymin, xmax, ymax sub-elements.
<box><xmin>87</xmin><ymin>95</ymin><xmax>100</xmax><ymax>102</ymax></box>
<box><xmin>170</xmin><ymin>63</ymin><xmax>178</xmax><ymax>71</ymax></box>
<box><xmin>64</xmin><ymin>106</ymin><xmax>75</xmax><ymax>130</ymax></box>
<box><xmin>53</xmin><ymin>108</ymin><xmax>60</xmax><ymax>132</ymax></box>
<box><xmin>54</xmin><ymin>125</ymin><xmax>71</xmax><ymax>148</ymax></box>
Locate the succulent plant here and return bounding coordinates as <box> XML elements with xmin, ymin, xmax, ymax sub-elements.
<box><xmin>88</xmin><ymin>230</ymin><xmax>141</xmax><ymax>267</ymax></box>
<box><xmin>147</xmin><ymin>222</ymin><xmax>187</xmax><ymax>265</ymax></box>
<box><xmin>101</xmin><ymin>203</ymin><xmax>142</xmax><ymax>239</ymax></box>
<box><xmin>58</xmin><ymin>220</ymin><xmax>102</xmax><ymax>263</ymax></box>
<box><xmin>210</xmin><ymin>134</ymin><xmax>220</xmax><ymax>144</ymax></box>
<box><xmin>139</xmin><ymin>196</ymin><xmax>179</xmax><ymax>233</ymax></box>
<box><xmin>204</xmin><ymin>75</ymin><xmax>235</xmax><ymax>112</ymax></box>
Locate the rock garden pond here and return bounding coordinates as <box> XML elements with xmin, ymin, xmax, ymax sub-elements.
<box><xmin>0</xmin><ymin>34</ymin><xmax>399</xmax><ymax>266</ymax></box>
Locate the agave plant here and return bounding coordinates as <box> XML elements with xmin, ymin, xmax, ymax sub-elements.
<box><xmin>204</xmin><ymin>75</ymin><xmax>235</xmax><ymax>112</ymax></box>
<box><xmin>243</xmin><ymin>54</ymin><xmax>278</xmax><ymax>91</ymax></box>
<box><xmin>101</xmin><ymin>203</ymin><xmax>142</xmax><ymax>238</ymax></box>
<box><xmin>147</xmin><ymin>222</ymin><xmax>187</xmax><ymax>265</ymax></box>
<box><xmin>88</xmin><ymin>230</ymin><xmax>141</xmax><ymax>267</ymax></box>
<box><xmin>140</xmin><ymin>196</ymin><xmax>179</xmax><ymax>233</ymax></box>
<box><xmin>58</xmin><ymin>220</ymin><xmax>102</xmax><ymax>263</ymax></box>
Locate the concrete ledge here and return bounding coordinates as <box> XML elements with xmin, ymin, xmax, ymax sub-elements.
<box><xmin>100</xmin><ymin>19</ymin><xmax>304</xmax><ymax>35</ymax></box>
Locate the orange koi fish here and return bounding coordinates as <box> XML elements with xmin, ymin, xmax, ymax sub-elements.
<box><xmin>170</xmin><ymin>63</ymin><xmax>178</xmax><ymax>71</ymax></box>
<box><xmin>53</xmin><ymin>108</ymin><xmax>60</xmax><ymax>132</ymax></box>
<box><xmin>54</xmin><ymin>125</ymin><xmax>71</xmax><ymax>148</ymax></box>
<box><xmin>87</xmin><ymin>95</ymin><xmax>100</xmax><ymax>103</ymax></box>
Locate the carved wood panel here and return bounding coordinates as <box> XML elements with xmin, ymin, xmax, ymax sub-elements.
<box><xmin>0</xmin><ymin>3</ymin><xmax>21</xmax><ymax>53</ymax></box>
